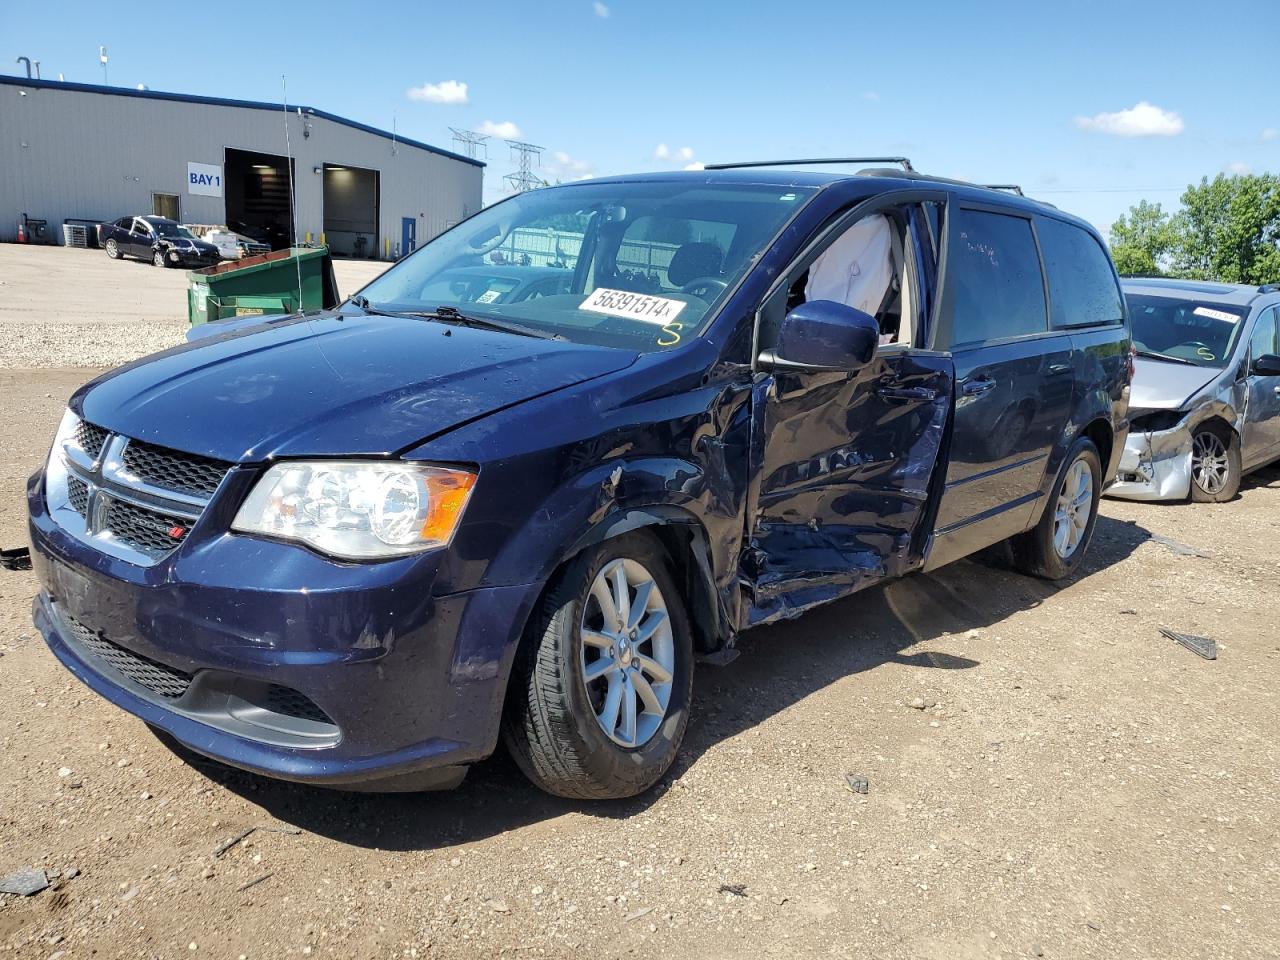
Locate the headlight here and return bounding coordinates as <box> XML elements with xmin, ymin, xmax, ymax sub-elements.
<box><xmin>46</xmin><ymin>408</ymin><xmax>80</xmax><ymax>476</ymax></box>
<box><xmin>232</xmin><ymin>461</ymin><xmax>476</xmax><ymax>560</ymax></box>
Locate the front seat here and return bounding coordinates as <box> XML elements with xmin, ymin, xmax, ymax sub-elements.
<box><xmin>667</xmin><ymin>242</ymin><xmax>724</xmax><ymax>288</ymax></box>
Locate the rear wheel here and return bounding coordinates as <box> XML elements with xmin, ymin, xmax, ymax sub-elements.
<box><xmin>502</xmin><ymin>532</ymin><xmax>693</xmax><ymax>799</ymax></box>
<box><xmin>1010</xmin><ymin>437</ymin><xmax>1102</xmax><ymax>580</ymax></box>
<box><xmin>1189</xmin><ymin>425</ymin><xmax>1241</xmax><ymax>503</ymax></box>
<box><xmin>105</xmin><ymin>238</ymin><xmax>120</xmax><ymax>259</ymax></box>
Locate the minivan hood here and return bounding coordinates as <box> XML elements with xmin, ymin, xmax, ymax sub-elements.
<box><xmin>75</xmin><ymin>313</ymin><xmax>638</xmax><ymax>461</ymax></box>
<box><xmin>1130</xmin><ymin>357</ymin><xmax>1221</xmax><ymax>410</ymax></box>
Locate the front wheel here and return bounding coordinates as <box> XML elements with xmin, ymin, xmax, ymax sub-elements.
<box><xmin>153</xmin><ymin>250</ymin><xmax>168</xmax><ymax>268</ymax></box>
<box><xmin>1189</xmin><ymin>425</ymin><xmax>1241</xmax><ymax>503</ymax></box>
<box><xmin>1010</xmin><ymin>436</ymin><xmax>1102</xmax><ymax>580</ymax></box>
<box><xmin>502</xmin><ymin>532</ymin><xmax>693</xmax><ymax>799</ymax></box>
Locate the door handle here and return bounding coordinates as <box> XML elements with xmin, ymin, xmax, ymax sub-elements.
<box><xmin>877</xmin><ymin>385</ymin><xmax>938</xmax><ymax>402</ymax></box>
<box><xmin>1047</xmin><ymin>362</ymin><xmax>1072</xmax><ymax>376</ymax></box>
<box><xmin>961</xmin><ymin>377</ymin><xmax>997</xmax><ymax>397</ymax></box>
<box><xmin>1273</xmin><ymin>385</ymin><xmax>1280</xmax><ymax>396</ymax></box>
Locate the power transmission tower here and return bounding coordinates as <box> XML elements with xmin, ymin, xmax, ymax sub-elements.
<box><xmin>449</xmin><ymin>128</ymin><xmax>490</xmax><ymax>161</ymax></box>
<box><xmin>504</xmin><ymin>140</ymin><xmax>545</xmax><ymax>192</ymax></box>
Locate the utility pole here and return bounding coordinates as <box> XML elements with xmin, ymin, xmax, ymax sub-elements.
<box><xmin>449</xmin><ymin>128</ymin><xmax>490</xmax><ymax>161</ymax></box>
<box><xmin>504</xmin><ymin>140</ymin><xmax>544</xmax><ymax>193</ymax></box>
<box><xmin>99</xmin><ymin>46</ymin><xmax>109</xmax><ymax>85</ymax></box>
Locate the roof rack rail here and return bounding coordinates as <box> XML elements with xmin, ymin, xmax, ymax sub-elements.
<box><xmin>702</xmin><ymin>156</ymin><xmax>915</xmax><ymax>173</ymax></box>
<box><xmin>1259</xmin><ymin>284</ymin><xmax>1279</xmax><ymax>294</ymax></box>
<box><xmin>982</xmin><ymin>184</ymin><xmax>1025</xmax><ymax>196</ymax></box>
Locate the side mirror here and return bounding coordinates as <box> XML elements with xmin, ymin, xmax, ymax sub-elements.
<box><xmin>760</xmin><ymin>300</ymin><xmax>880</xmax><ymax>373</ymax></box>
<box><xmin>1253</xmin><ymin>353</ymin><xmax>1280</xmax><ymax>377</ymax></box>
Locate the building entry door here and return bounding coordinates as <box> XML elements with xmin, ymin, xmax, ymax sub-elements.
<box><xmin>401</xmin><ymin>217</ymin><xmax>416</xmax><ymax>258</ymax></box>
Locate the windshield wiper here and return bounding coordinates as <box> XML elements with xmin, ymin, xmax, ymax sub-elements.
<box><xmin>1134</xmin><ymin>349</ymin><xmax>1199</xmax><ymax>367</ymax></box>
<box><xmin>414</xmin><ymin>305</ymin><xmax>564</xmax><ymax>341</ymax></box>
<box><xmin>346</xmin><ymin>297</ymin><xmax>560</xmax><ymax>340</ymax></box>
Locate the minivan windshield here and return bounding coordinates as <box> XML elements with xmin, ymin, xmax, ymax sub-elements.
<box><xmin>356</xmin><ymin>181</ymin><xmax>816</xmax><ymax>352</ymax></box>
<box><xmin>1125</xmin><ymin>293</ymin><xmax>1248</xmax><ymax>368</ymax></box>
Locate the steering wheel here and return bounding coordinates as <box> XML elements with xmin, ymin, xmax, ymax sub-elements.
<box><xmin>681</xmin><ymin>277</ymin><xmax>728</xmax><ymax>300</ymax></box>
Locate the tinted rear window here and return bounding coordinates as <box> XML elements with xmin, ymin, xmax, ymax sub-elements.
<box><xmin>946</xmin><ymin>209</ymin><xmax>1047</xmax><ymax>346</ymax></box>
<box><xmin>1037</xmin><ymin>217</ymin><xmax>1123</xmax><ymax>328</ymax></box>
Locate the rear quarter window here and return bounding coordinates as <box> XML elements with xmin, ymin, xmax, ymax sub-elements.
<box><xmin>944</xmin><ymin>209</ymin><xmax>1047</xmax><ymax>346</ymax></box>
<box><xmin>1037</xmin><ymin>217</ymin><xmax>1124</xmax><ymax>328</ymax></box>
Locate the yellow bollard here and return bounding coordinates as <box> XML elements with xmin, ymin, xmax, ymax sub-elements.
<box><xmin>305</xmin><ymin>231</ymin><xmax>312</xmax><ymax>244</ymax></box>
<box><xmin>384</xmin><ymin>237</ymin><xmax>390</xmax><ymax>260</ymax></box>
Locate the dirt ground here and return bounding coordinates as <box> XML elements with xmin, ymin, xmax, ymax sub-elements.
<box><xmin>1</xmin><ymin>247</ymin><xmax>1278</xmax><ymax>959</ymax></box>
<box><xmin>0</xmin><ymin>245</ymin><xmax>388</xmax><ymax>366</ymax></box>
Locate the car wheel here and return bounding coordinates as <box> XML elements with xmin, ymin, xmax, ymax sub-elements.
<box><xmin>153</xmin><ymin>250</ymin><xmax>167</xmax><ymax>268</ymax></box>
<box><xmin>105</xmin><ymin>239</ymin><xmax>120</xmax><ymax>259</ymax></box>
<box><xmin>1189</xmin><ymin>424</ymin><xmax>1241</xmax><ymax>503</ymax></box>
<box><xmin>1010</xmin><ymin>436</ymin><xmax>1102</xmax><ymax>580</ymax></box>
<box><xmin>502</xmin><ymin>531</ymin><xmax>693</xmax><ymax>799</ymax></box>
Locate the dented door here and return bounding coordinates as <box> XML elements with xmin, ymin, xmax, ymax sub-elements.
<box><xmin>743</xmin><ymin>350</ymin><xmax>953</xmax><ymax>625</ymax></box>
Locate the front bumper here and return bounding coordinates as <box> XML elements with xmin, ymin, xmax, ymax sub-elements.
<box><xmin>1106</xmin><ymin>425</ymin><xmax>1193</xmax><ymax>501</ymax></box>
<box><xmin>28</xmin><ymin>473</ymin><xmax>542</xmax><ymax>790</ymax></box>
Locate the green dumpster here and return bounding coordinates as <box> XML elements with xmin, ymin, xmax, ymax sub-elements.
<box><xmin>187</xmin><ymin>246</ymin><xmax>341</xmax><ymax>326</ymax></box>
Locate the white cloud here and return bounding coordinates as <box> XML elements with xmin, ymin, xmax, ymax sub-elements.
<box><xmin>654</xmin><ymin>143</ymin><xmax>670</xmax><ymax>160</ymax></box>
<box><xmin>593</xmin><ymin>1</ymin><xmax>610</xmax><ymax>16</ymax></box>
<box><xmin>1074</xmin><ymin>101</ymin><xmax>1184</xmax><ymax>137</ymax></box>
<box><xmin>683</xmin><ymin>162</ymin><xmax>705</xmax><ymax>171</ymax></box>
<box><xmin>1228</xmin><ymin>162</ymin><xmax>1252</xmax><ymax>175</ymax></box>
<box><xmin>478</xmin><ymin>119</ymin><xmax>523</xmax><ymax>139</ymax></box>
<box><xmin>547</xmin><ymin>150</ymin><xmax>595</xmax><ymax>182</ymax></box>
<box><xmin>678</xmin><ymin>146</ymin><xmax>695</xmax><ymax>161</ymax></box>
<box><xmin>1263</xmin><ymin>128</ymin><xmax>1279</xmax><ymax>142</ymax></box>
<box><xmin>406</xmin><ymin>80</ymin><xmax>469</xmax><ymax>105</ymax></box>
<box><xmin>862</xmin><ymin>91</ymin><xmax>880</xmax><ymax>102</ymax></box>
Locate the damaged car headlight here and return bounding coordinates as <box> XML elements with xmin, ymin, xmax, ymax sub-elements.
<box><xmin>232</xmin><ymin>461</ymin><xmax>477</xmax><ymax>560</ymax></box>
<box><xmin>1129</xmin><ymin>409</ymin><xmax>1185</xmax><ymax>433</ymax></box>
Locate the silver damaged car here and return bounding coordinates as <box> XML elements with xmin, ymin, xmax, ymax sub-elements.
<box><xmin>1109</xmin><ymin>278</ymin><xmax>1280</xmax><ymax>502</ymax></box>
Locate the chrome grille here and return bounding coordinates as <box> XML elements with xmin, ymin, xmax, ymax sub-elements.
<box><xmin>48</xmin><ymin>420</ymin><xmax>228</xmax><ymax>567</ymax></box>
<box><xmin>101</xmin><ymin>497</ymin><xmax>190</xmax><ymax>559</ymax></box>
<box><xmin>73</xmin><ymin>421</ymin><xmax>109</xmax><ymax>461</ymax></box>
<box><xmin>122</xmin><ymin>440</ymin><xmax>231</xmax><ymax>499</ymax></box>
<box><xmin>61</xmin><ymin>612</ymin><xmax>193</xmax><ymax>700</ymax></box>
<box><xmin>67</xmin><ymin>476</ymin><xmax>90</xmax><ymax>516</ymax></box>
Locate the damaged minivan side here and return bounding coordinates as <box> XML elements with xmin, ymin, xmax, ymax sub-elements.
<box><xmin>1109</xmin><ymin>278</ymin><xmax>1280</xmax><ymax>503</ymax></box>
<box><xmin>28</xmin><ymin>164</ymin><xmax>1130</xmax><ymax>799</ymax></box>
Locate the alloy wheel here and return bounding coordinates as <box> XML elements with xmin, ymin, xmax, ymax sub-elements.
<box><xmin>580</xmin><ymin>558</ymin><xmax>676</xmax><ymax>748</ymax></box>
<box><xmin>1191</xmin><ymin>431</ymin><xmax>1229</xmax><ymax>495</ymax></box>
<box><xmin>1052</xmin><ymin>457</ymin><xmax>1093</xmax><ymax>559</ymax></box>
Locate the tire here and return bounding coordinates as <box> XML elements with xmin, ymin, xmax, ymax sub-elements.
<box><xmin>502</xmin><ymin>531</ymin><xmax>694</xmax><ymax>800</ymax></box>
<box><xmin>1189</xmin><ymin>424</ymin><xmax>1241</xmax><ymax>503</ymax></box>
<box><xmin>105</xmin><ymin>238</ymin><xmax>120</xmax><ymax>259</ymax></box>
<box><xmin>1010</xmin><ymin>436</ymin><xmax>1102</xmax><ymax>580</ymax></box>
<box><xmin>153</xmin><ymin>250</ymin><xmax>168</xmax><ymax>268</ymax></box>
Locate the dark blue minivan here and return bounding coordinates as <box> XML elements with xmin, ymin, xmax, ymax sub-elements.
<box><xmin>28</xmin><ymin>162</ymin><xmax>1131</xmax><ymax>798</ymax></box>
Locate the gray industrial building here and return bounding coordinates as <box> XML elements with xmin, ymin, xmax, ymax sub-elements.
<box><xmin>0</xmin><ymin>75</ymin><xmax>484</xmax><ymax>259</ymax></box>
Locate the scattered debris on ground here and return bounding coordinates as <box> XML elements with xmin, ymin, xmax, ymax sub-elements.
<box><xmin>1159</xmin><ymin>628</ymin><xmax>1218</xmax><ymax>660</ymax></box>
<box><xmin>0</xmin><ymin>868</ymin><xmax>49</xmax><ymax>896</ymax></box>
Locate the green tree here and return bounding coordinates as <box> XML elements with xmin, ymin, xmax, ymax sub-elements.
<box><xmin>1171</xmin><ymin>173</ymin><xmax>1280</xmax><ymax>284</ymax></box>
<box><xmin>1108</xmin><ymin>199</ymin><xmax>1176</xmax><ymax>276</ymax></box>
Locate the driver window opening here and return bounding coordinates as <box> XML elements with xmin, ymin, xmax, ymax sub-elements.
<box><xmin>778</xmin><ymin>206</ymin><xmax>921</xmax><ymax>350</ymax></box>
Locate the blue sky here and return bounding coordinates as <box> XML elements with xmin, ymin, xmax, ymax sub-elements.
<box><xmin>4</xmin><ymin>0</ymin><xmax>1274</xmax><ymax>231</ymax></box>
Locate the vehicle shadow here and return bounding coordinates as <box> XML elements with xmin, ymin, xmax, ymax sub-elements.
<box><xmin>185</xmin><ymin>514</ymin><xmax>1152</xmax><ymax>851</ymax></box>
<box><xmin>1241</xmin><ymin>460</ymin><xmax>1280</xmax><ymax>493</ymax></box>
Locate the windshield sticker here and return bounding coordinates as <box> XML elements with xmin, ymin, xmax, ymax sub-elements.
<box><xmin>1193</xmin><ymin>306</ymin><xmax>1239</xmax><ymax>323</ymax></box>
<box><xmin>580</xmin><ymin>288</ymin><xmax>687</xmax><ymax>325</ymax></box>
<box><xmin>475</xmin><ymin>289</ymin><xmax>502</xmax><ymax>304</ymax></box>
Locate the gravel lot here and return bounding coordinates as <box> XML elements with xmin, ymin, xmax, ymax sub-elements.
<box><xmin>0</xmin><ymin>245</ymin><xmax>388</xmax><ymax>367</ymax></box>
<box><xmin>1</xmin><ymin>246</ymin><xmax>1278</xmax><ymax>959</ymax></box>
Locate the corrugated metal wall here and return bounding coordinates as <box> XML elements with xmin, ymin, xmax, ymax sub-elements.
<box><xmin>0</xmin><ymin>80</ymin><xmax>483</xmax><ymax>255</ymax></box>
